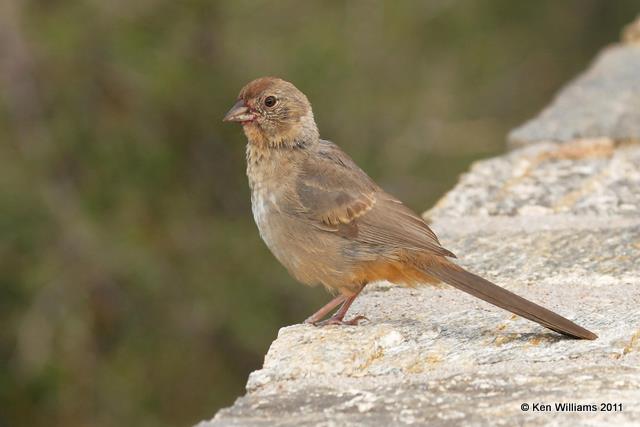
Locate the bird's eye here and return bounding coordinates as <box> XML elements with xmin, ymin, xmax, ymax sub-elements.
<box><xmin>264</xmin><ymin>96</ymin><xmax>277</xmax><ymax>108</ymax></box>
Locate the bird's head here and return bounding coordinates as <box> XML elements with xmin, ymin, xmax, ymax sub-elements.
<box><xmin>223</xmin><ymin>77</ymin><xmax>319</xmax><ymax>147</ymax></box>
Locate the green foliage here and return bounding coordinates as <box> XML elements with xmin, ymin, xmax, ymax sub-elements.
<box><xmin>1</xmin><ymin>0</ymin><xmax>636</xmax><ymax>425</ymax></box>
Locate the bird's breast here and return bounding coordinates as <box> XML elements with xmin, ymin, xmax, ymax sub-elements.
<box><xmin>245</xmin><ymin>145</ymin><xmax>347</xmax><ymax>287</ymax></box>
<box><xmin>251</xmin><ymin>188</ymin><xmax>278</xmax><ymax>239</ymax></box>
<box><xmin>250</xmin><ymin>186</ymin><xmax>306</xmax><ymax>273</ymax></box>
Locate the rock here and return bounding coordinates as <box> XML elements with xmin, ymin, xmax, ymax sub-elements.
<box><xmin>508</xmin><ymin>44</ymin><xmax>640</xmax><ymax>147</ymax></box>
<box><xmin>429</xmin><ymin>138</ymin><xmax>640</xmax><ymax>218</ymax></box>
<box><xmin>200</xmin><ymin>24</ymin><xmax>640</xmax><ymax>427</ymax></box>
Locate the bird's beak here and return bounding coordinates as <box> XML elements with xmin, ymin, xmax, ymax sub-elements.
<box><xmin>223</xmin><ymin>99</ymin><xmax>256</xmax><ymax>123</ymax></box>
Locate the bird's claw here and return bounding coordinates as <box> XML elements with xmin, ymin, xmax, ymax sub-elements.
<box><xmin>312</xmin><ymin>314</ymin><xmax>368</xmax><ymax>327</ymax></box>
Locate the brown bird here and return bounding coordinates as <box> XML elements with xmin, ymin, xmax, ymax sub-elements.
<box><xmin>223</xmin><ymin>76</ymin><xmax>597</xmax><ymax>340</ymax></box>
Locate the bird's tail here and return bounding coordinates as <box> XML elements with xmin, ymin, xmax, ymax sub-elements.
<box><xmin>425</xmin><ymin>262</ymin><xmax>597</xmax><ymax>340</ymax></box>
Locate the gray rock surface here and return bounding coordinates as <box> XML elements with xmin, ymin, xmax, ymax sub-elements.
<box><xmin>201</xmin><ymin>31</ymin><xmax>640</xmax><ymax>427</ymax></box>
<box><xmin>508</xmin><ymin>43</ymin><xmax>640</xmax><ymax>147</ymax></box>
<box><xmin>430</xmin><ymin>138</ymin><xmax>640</xmax><ymax>218</ymax></box>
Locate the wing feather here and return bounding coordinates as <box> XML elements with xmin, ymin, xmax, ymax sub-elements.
<box><xmin>294</xmin><ymin>140</ymin><xmax>455</xmax><ymax>258</ymax></box>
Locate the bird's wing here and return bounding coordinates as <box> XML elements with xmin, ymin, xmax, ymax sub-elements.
<box><xmin>295</xmin><ymin>142</ymin><xmax>377</xmax><ymax>226</ymax></box>
<box><xmin>294</xmin><ymin>141</ymin><xmax>455</xmax><ymax>258</ymax></box>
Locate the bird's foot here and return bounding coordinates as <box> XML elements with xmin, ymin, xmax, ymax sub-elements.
<box><xmin>312</xmin><ymin>315</ymin><xmax>368</xmax><ymax>327</ymax></box>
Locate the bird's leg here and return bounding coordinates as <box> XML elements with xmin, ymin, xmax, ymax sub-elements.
<box><xmin>313</xmin><ymin>286</ymin><xmax>368</xmax><ymax>326</ymax></box>
<box><xmin>304</xmin><ymin>294</ymin><xmax>346</xmax><ymax>324</ymax></box>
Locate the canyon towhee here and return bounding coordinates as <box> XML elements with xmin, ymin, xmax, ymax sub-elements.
<box><xmin>224</xmin><ymin>77</ymin><xmax>596</xmax><ymax>340</ymax></box>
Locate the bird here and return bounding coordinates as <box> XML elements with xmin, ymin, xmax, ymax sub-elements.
<box><xmin>223</xmin><ymin>76</ymin><xmax>597</xmax><ymax>340</ymax></box>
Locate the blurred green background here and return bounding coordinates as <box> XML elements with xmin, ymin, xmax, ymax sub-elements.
<box><xmin>0</xmin><ymin>1</ymin><xmax>637</xmax><ymax>426</ymax></box>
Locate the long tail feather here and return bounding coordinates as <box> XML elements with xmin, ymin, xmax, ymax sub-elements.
<box><xmin>428</xmin><ymin>264</ymin><xmax>597</xmax><ymax>340</ymax></box>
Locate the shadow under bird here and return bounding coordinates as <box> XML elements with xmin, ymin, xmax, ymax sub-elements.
<box><xmin>223</xmin><ymin>76</ymin><xmax>597</xmax><ymax>340</ymax></box>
